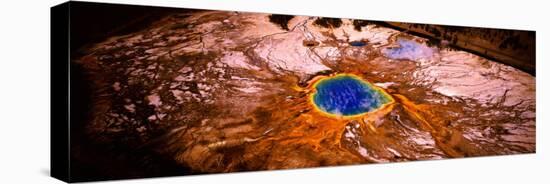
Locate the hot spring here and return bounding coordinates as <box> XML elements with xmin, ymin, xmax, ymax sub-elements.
<box><xmin>310</xmin><ymin>74</ymin><xmax>393</xmax><ymax>117</ymax></box>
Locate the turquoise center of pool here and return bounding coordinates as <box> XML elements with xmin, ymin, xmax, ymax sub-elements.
<box><xmin>312</xmin><ymin>75</ymin><xmax>391</xmax><ymax>116</ymax></box>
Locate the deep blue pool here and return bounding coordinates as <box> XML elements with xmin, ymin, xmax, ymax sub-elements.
<box><xmin>312</xmin><ymin>75</ymin><xmax>391</xmax><ymax>116</ymax></box>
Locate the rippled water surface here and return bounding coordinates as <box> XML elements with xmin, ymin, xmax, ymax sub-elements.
<box><xmin>312</xmin><ymin>74</ymin><xmax>392</xmax><ymax>116</ymax></box>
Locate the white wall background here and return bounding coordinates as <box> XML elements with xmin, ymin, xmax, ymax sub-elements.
<box><xmin>0</xmin><ymin>0</ymin><xmax>547</xmax><ymax>183</ymax></box>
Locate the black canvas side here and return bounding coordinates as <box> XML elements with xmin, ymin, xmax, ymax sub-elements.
<box><xmin>51</xmin><ymin>1</ymin><xmax>71</xmax><ymax>183</ymax></box>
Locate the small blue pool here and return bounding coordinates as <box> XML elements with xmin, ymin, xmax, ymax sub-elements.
<box><xmin>349</xmin><ymin>41</ymin><xmax>367</xmax><ymax>47</ymax></box>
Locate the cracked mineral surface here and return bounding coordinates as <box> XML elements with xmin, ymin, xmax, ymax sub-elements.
<box><xmin>75</xmin><ymin>10</ymin><xmax>535</xmax><ymax>176</ymax></box>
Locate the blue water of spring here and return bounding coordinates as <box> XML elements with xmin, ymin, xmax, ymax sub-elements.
<box><xmin>312</xmin><ymin>75</ymin><xmax>389</xmax><ymax>116</ymax></box>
